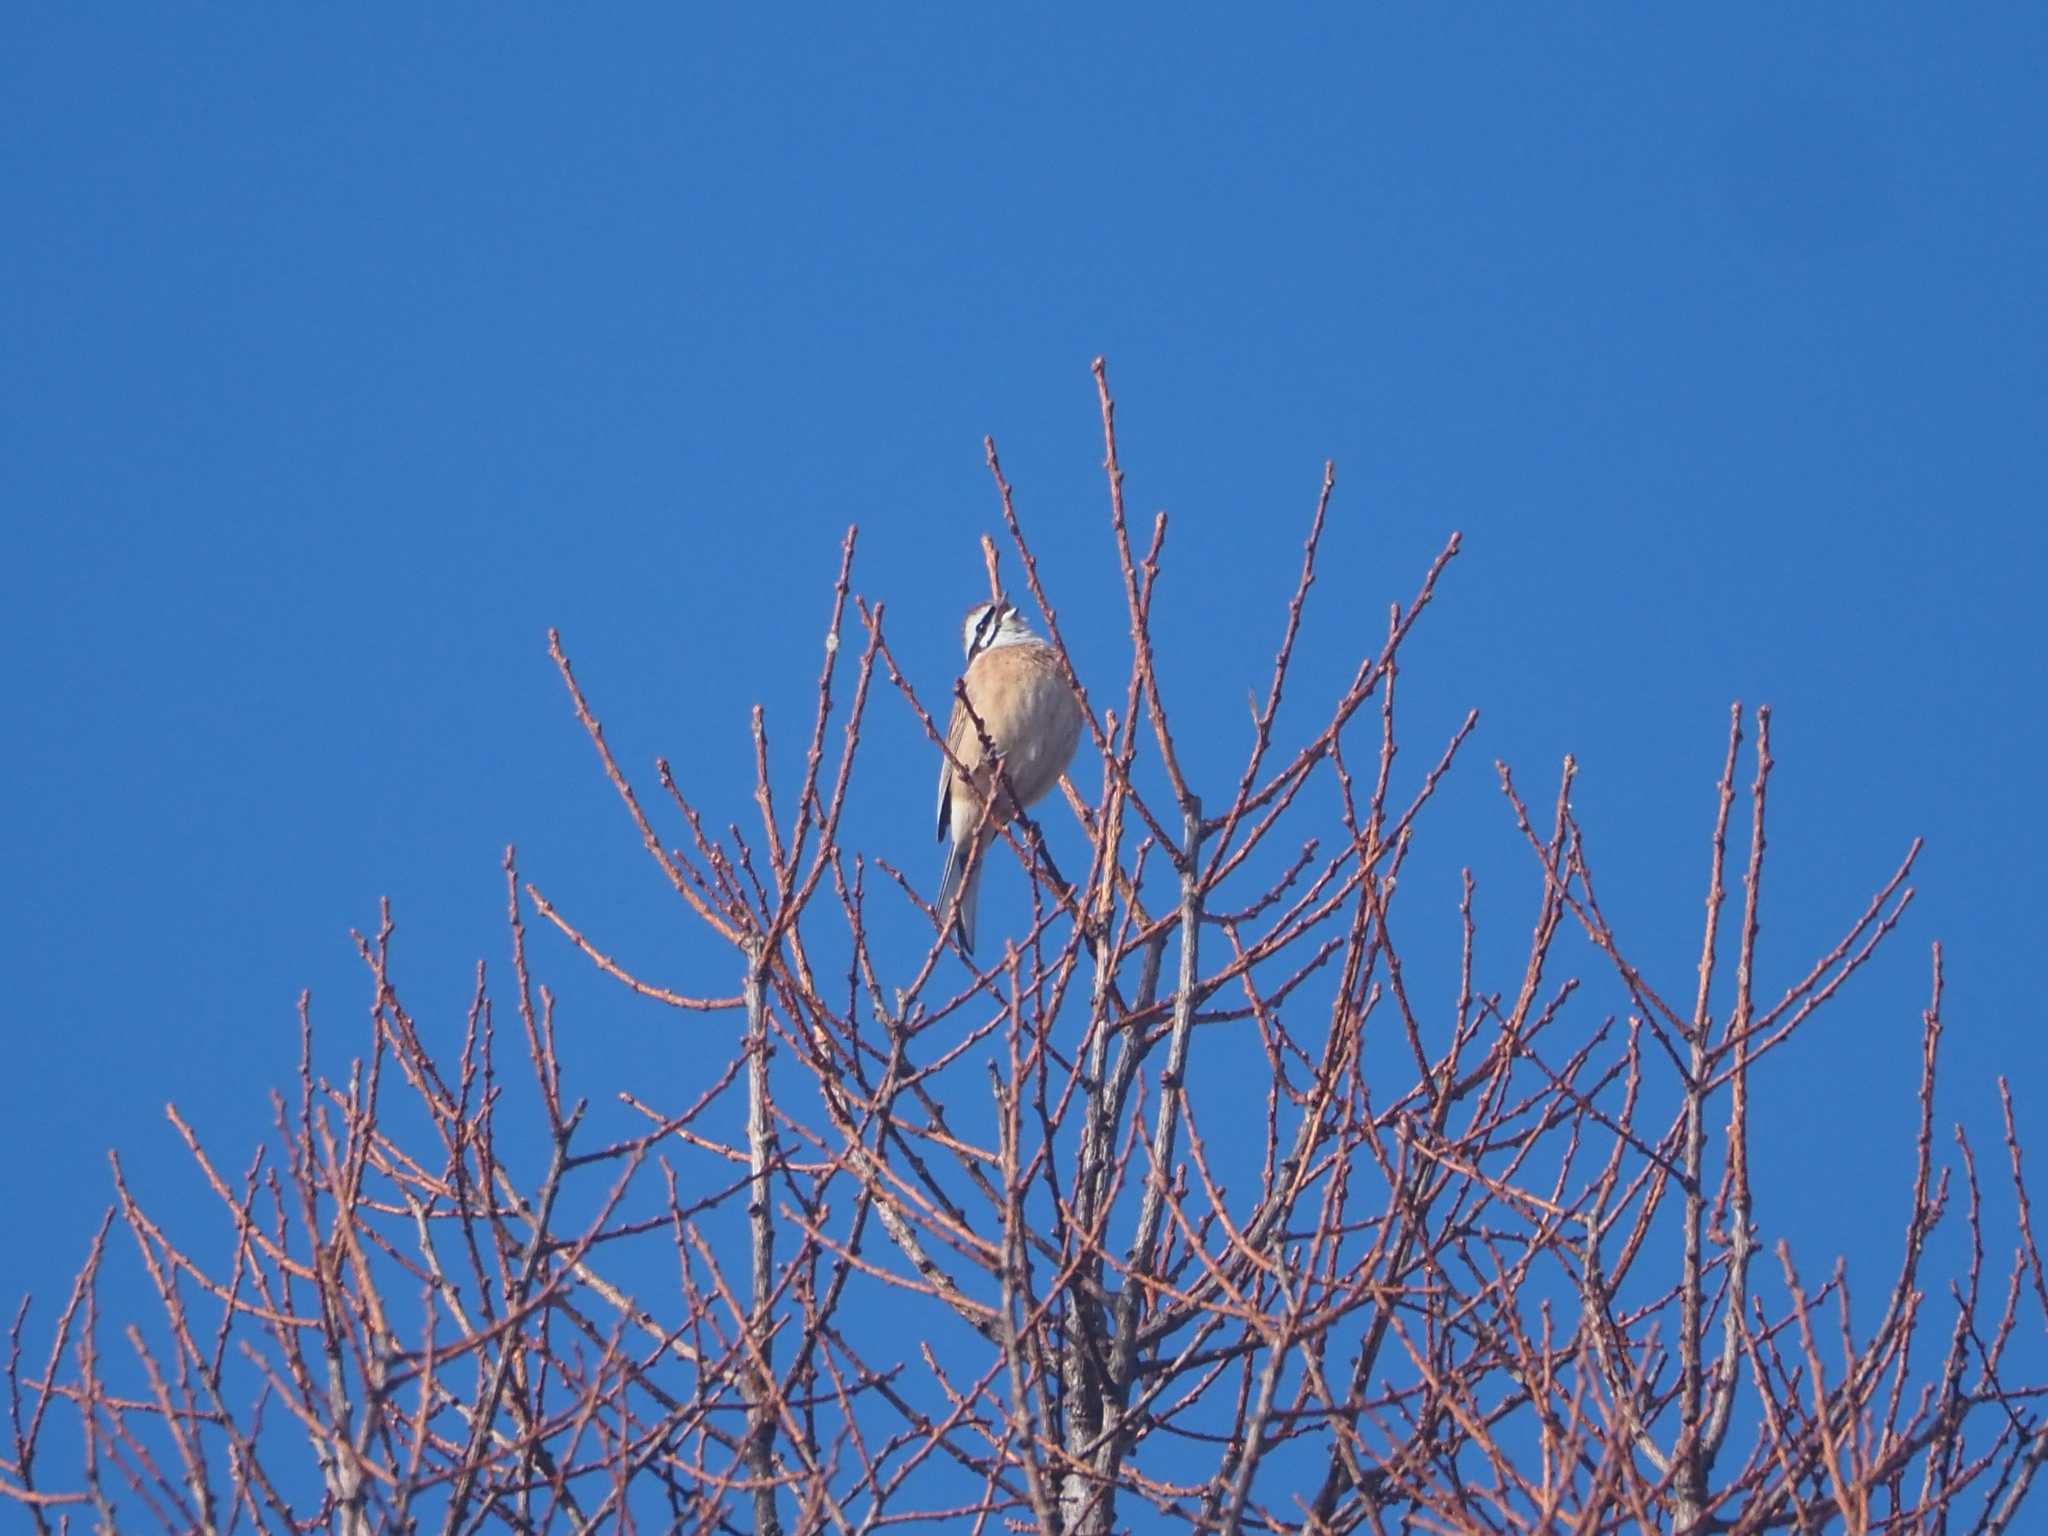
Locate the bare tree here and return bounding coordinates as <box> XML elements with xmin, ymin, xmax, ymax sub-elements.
<box><xmin>7</xmin><ymin>363</ymin><xmax>2045</xmax><ymax>1534</ymax></box>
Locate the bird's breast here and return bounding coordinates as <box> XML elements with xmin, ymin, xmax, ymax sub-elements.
<box><xmin>960</xmin><ymin>644</ymin><xmax>1082</xmax><ymax>811</ymax></box>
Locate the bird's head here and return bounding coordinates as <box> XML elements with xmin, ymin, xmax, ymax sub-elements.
<box><xmin>960</xmin><ymin>600</ymin><xmax>1039</xmax><ymax>659</ymax></box>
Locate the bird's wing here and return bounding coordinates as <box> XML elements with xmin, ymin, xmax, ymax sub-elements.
<box><xmin>937</xmin><ymin>695</ymin><xmax>970</xmax><ymax>840</ymax></box>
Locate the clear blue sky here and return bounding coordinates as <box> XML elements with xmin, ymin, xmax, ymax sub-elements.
<box><xmin>3</xmin><ymin>2</ymin><xmax>2044</xmax><ymax>1474</ymax></box>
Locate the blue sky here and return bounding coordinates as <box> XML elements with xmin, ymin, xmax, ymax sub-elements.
<box><xmin>3</xmin><ymin>3</ymin><xmax>2044</xmax><ymax>1501</ymax></box>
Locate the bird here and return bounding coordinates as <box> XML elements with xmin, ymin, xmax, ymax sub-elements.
<box><xmin>935</xmin><ymin>599</ymin><xmax>1083</xmax><ymax>954</ymax></box>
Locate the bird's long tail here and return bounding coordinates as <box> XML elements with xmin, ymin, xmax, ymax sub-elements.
<box><xmin>936</xmin><ymin>836</ymin><xmax>983</xmax><ymax>954</ymax></box>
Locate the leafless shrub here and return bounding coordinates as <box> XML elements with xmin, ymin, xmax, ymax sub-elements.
<box><xmin>7</xmin><ymin>363</ymin><xmax>2044</xmax><ymax>1534</ymax></box>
